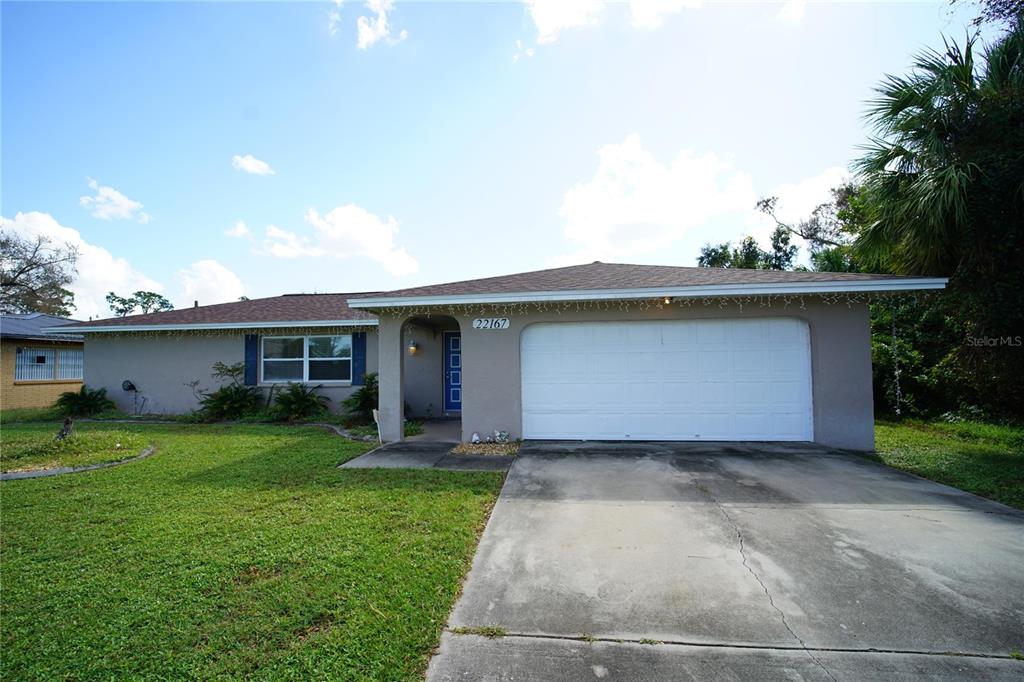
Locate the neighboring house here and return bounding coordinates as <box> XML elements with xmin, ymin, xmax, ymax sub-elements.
<box><xmin>59</xmin><ymin>262</ymin><xmax>946</xmax><ymax>450</ymax></box>
<box><xmin>1</xmin><ymin>313</ymin><xmax>84</xmax><ymax>410</ymax></box>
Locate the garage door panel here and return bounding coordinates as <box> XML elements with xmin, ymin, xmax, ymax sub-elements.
<box><xmin>696</xmin><ymin>321</ymin><xmax>728</xmax><ymax>344</ymax></box>
<box><xmin>523</xmin><ymin>352</ymin><xmax>586</xmax><ymax>379</ymax></box>
<box><xmin>661</xmin><ymin>324</ymin><xmax>695</xmax><ymax>345</ymax></box>
<box><xmin>733</xmin><ymin>350</ymin><xmax>769</xmax><ymax>374</ymax></box>
<box><xmin>699</xmin><ymin>350</ymin><xmax>732</xmax><ymax>376</ymax></box>
<box><xmin>770</xmin><ymin>349</ymin><xmax>805</xmax><ymax>374</ymax></box>
<box><xmin>628</xmin><ymin>352</ymin><xmax>662</xmax><ymax>374</ymax></box>
<box><xmin>587</xmin><ymin>352</ymin><xmax>626</xmax><ymax>377</ymax></box>
<box><xmin>662</xmin><ymin>382</ymin><xmax>698</xmax><ymax>405</ymax></box>
<box><xmin>659</xmin><ymin>351</ymin><xmax>698</xmax><ymax>376</ymax></box>
<box><xmin>625</xmin><ymin>383</ymin><xmax>663</xmax><ymax>406</ymax></box>
<box><xmin>521</xmin><ymin>319</ymin><xmax>812</xmax><ymax>442</ymax></box>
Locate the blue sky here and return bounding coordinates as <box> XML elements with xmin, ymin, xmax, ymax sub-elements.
<box><xmin>1</xmin><ymin>0</ymin><xmax>997</xmax><ymax>319</ymax></box>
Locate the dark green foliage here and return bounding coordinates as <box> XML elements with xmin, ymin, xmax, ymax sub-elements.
<box><xmin>105</xmin><ymin>290</ymin><xmax>174</xmax><ymax>317</ymax></box>
<box><xmin>54</xmin><ymin>385</ymin><xmax>115</xmax><ymax>417</ymax></box>
<box><xmin>0</xmin><ymin>230</ymin><xmax>77</xmax><ymax>316</ymax></box>
<box><xmin>342</xmin><ymin>372</ymin><xmax>378</xmax><ymax>423</ymax></box>
<box><xmin>274</xmin><ymin>383</ymin><xmax>330</xmax><ymax>422</ymax></box>
<box><xmin>197</xmin><ymin>384</ymin><xmax>262</xmax><ymax>421</ymax></box>
<box><xmin>854</xmin><ymin>26</ymin><xmax>1024</xmax><ymax>419</ymax></box>
<box><xmin>211</xmin><ymin>361</ymin><xmax>245</xmax><ymax>385</ymax></box>
<box><xmin>697</xmin><ymin>227</ymin><xmax>796</xmax><ymax>270</ymax></box>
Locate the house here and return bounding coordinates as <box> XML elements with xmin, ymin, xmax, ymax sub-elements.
<box><xmin>1</xmin><ymin>313</ymin><xmax>85</xmax><ymax>410</ymax></box>
<box><xmin>58</xmin><ymin>262</ymin><xmax>946</xmax><ymax>450</ymax></box>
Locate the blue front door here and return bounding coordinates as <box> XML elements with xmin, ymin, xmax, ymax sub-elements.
<box><xmin>443</xmin><ymin>331</ymin><xmax>462</xmax><ymax>413</ymax></box>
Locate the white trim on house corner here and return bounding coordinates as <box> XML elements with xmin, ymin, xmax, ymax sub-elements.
<box><xmin>41</xmin><ymin>319</ymin><xmax>379</xmax><ymax>334</ymax></box>
<box><xmin>347</xmin><ymin>278</ymin><xmax>949</xmax><ymax>309</ymax></box>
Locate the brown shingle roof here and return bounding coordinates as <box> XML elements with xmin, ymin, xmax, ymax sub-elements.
<box><xmin>62</xmin><ymin>293</ymin><xmax>378</xmax><ymax>329</ymax></box>
<box><xmin>351</xmin><ymin>261</ymin><xmax>915</xmax><ymax>300</ymax></box>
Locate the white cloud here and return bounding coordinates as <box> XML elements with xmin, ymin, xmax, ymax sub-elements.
<box><xmin>524</xmin><ymin>0</ymin><xmax>701</xmax><ymax>43</ymax></box>
<box><xmin>261</xmin><ymin>204</ymin><xmax>418</xmax><ymax>275</ymax></box>
<box><xmin>777</xmin><ymin>0</ymin><xmax>806</xmax><ymax>24</ymax></box>
<box><xmin>525</xmin><ymin>0</ymin><xmax>604</xmax><ymax>44</ymax></box>
<box><xmin>554</xmin><ymin>134</ymin><xmax>756</xmax><ymax>263</ymax></box>
<box><xmin>225</xmin><ymin>220</ymin><xmax>250</xmax><ymax>238</ymax></box>
<box><xmin>79</xmin><ymin>178</ymin><xmax>151</xmax><ymax>223</ymax></box>
<box><xmin>766</xmin><ymin>166</ymin><xmax>848</xmax><ymax>226</ymax></box>
<box><xmin>629</xmin><ymin>0</ymin><xmax>702</xmax><ymax>30</ymax></box>
<box><xmin>231</xmin><ymin>154</ymin><xmax>275</xmax><ymax>176</ymax></box>
<box><xmin>261</xmin><ymin>224</ymin><xmax>322</xmax><ymax>259</ymax></box>
<box><xmin>513</xmin><ymin>39</ymin><xmax>536</xmax><ymax>63</ymax></box>
<box><xmin>356</xmin><ymin>0</ymin><xmax>407</xmax><ymax>50</ymax></box>
<box><xmin>176</xmin><ymin>260</ymin><xmax>246</xmax><ymax>308</ymax></box>
<box><xmin>328</xmin><ymin>0</ymin><xmax>343</xmax><ymax>36</ymax></box>
<box><xmin>1</xmin><ymin>211</ymin><xmax>162</xmax><ymax>319</ymax></box>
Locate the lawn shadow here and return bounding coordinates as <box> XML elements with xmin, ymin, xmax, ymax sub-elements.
<box><xmin>178</xmin><ymin>439</ymin><xmax>502</xmax><ymax>497</ymax></box>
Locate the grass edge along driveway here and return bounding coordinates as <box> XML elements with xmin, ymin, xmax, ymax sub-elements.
<box><xmin>0</xmin><ymin>423</ymin><xmax>503</xmax><ymax>680</ymax></box>
<box><xmin>874</xmin><ymin>418</ymin><xmax>1023</xmax><ymax>510</ymax></box>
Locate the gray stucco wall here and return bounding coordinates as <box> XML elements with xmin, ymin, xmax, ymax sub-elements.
<box><xmin>376</xmin><ymin>300</ymin><xmax>874</xmax><ymax>450</ymax></box>
<box><xmin>84</xmin><ymin>330</ymin><xmax>379</xmax><ymax>415</ymax></box>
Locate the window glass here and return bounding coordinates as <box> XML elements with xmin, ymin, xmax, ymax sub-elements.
<box><xmin>57</xmin><ymin>349</ymin><xmax>84</xmax><ymax>380</ymax></box>
<box><xmin>260</xmin><ymin>334</ymin><xmax>353</xmax><ymax>382</ymax></box>
<box><xmin>309</xmin><ymin>359</ymin><xmax>351</xmax><ymax>381</ymax></box>
<box><xmin>263</xmin><ymin>337</ymin><xmax>304</xmax><ymax>359</ymax></box>
<box><xmin>262</xmin><ymin>360</ymin><xmax>304</xmax><ymax>381</ymax></box>
<box><xmin>15</xmin><ymin>347</ymin><xmax>55</xmax><ymax>380</ymax></box>
<box><xmin>309</xmin><ymin>336</ymin><xmax>351</xmax><ymax>359</ymax></box>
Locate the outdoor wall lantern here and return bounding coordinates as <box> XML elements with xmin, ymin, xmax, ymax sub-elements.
<box><xmin>407</xmin><ymin>340</ymin><xmax>419</xmax><ymax>355</ymax></box>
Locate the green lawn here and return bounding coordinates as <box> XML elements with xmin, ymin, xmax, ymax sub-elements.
<box><xmin>875</xmin><ymin>419</ymin><xmax>1024</xmax><ymax>509</ymax></box>
<box><xmin>0</xmin><ymin>423</ymin><xmax>503</xmax><ymax>680</ymax></box>
<box><xmin>1</xmin><ymin>422</ymin><xmax>148</xmax><ymax>472</ymax></box>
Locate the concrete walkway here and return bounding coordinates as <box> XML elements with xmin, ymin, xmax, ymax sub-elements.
<box><xmin>340</xmin><ymin>442</ymin><xmax>514</xmax><ymax>472</ymax></box>
<box><xmin>428</xmin><ymin>441</ymin><xmax>1024</xmax><ymax>681</ymax></box>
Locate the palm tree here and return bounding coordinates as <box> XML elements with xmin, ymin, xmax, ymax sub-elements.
<box><xmin>854</xmin><ymin>27</ymin><xmax>1024</xmax><ymax>276</ymax></box>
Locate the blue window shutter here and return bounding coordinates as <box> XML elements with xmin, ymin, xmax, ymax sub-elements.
<box><xmin>244</xmin><ymin>335</ymin><xmax>259</xmax><ymax>386</ymax></box>
<box><xmin>352</xmin><ymin>332</ymin><xmax>367</xmax><ymax>385</ymax></box>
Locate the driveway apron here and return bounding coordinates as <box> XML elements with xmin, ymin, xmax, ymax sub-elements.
<box><xmin>427</xmin><ymin>442</ymin><xmax>1024</xmax><ymax>681</ymax></box>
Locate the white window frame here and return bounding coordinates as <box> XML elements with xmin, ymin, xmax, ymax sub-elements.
<box><xmin>260</xmin><ymin>334</ymin><xmax>353</xmax><ymax>384</ymax></box>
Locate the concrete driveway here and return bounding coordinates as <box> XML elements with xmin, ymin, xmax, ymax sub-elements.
<box><xmin>427</xmin><ymin>442</ymin><xmax>1024</xmax><ymax>681</ymax></box>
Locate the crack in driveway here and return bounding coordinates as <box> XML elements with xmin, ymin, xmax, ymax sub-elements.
<box><xmin>696</xmin><ymin>482</ymin><xmax>839</xmax><ymax>682</ymax></box>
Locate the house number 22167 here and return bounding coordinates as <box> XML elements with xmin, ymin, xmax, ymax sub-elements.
<box><xmin>472</xmin><ymin>318</ymin><xmax>510</xmax><ymax>330</ymax></box>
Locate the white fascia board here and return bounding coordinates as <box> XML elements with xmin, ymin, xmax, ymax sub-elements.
<box><xmin>43</xmin><ymin>319</ymin><xmax>379</xmax><ymax>334</ymax></box>
<box><xmin>347</xmin><ymin>278</ymin><xmax>948</xmax><ymax>308</ymax></box>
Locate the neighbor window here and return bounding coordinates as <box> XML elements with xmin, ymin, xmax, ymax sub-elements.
<box><xmin>261</xmin><ymin>335</ymin><xmax>352</xmax><ymax>383</ymax></box>
<box><xmin>14</xmin><ymin>347</ymin><xmax>83</xmax><ymax>381</ymax></box>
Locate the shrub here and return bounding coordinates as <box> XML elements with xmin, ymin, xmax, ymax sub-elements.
<box><xmin>197</xmin><ymin>384</ymin><xmax>262</xmax><ymax>421</ymax></box>
<box><xmin>54</xmin><ymin>386</ymin><xmax>115</xmax><ymax>417</ymax></box>
<box><xmin>342</xmin><ymin>372</ymin><xmax>378</xmax><ymax>424</ymax></box>
<box><xmin>274</xmin><ymin>383</ymin><xmax>329</xmax><ymax>422</ymax></box>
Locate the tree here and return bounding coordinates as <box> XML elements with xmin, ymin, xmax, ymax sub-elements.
<box><xmin>106</xmin><ymin>291</ymin><xmax>174</xmax><ymax>317</ymax></box>
<box><xmin>959</xmin><ymin>0</ymin><xmax>1024</xmax><ymax>27</ymax></box>
<box><xmin>0</xmin><ymin>231</ymin><xmax>78</xmax><ymax>316</ymax></box>
<box><xmin>697</xmin><ymin>227</ymin><xmax>796</xmax><ymax>270</ymax></box>
<box><xmin>854</xmin><ymin>26</ymin><xmax>1024</xmax><ymax>417</ymax></box>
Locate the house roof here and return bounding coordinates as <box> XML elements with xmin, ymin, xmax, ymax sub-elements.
<box><xmin>58</xmin><ymin>294</ymin><xmax>379</xmax><ymax>333</ymax></box>
<box><xmin>349</xmin><ymin>261</ymin><xmax>947</xmax><ymax>308</ymax></box>
<box><xmin>1</xmin><ymin>313</ymin><xmax>84</xmax><ymax>342</ymax></box>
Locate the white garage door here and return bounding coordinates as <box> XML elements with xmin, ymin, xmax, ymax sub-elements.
<box><xmin>521</xmin><ymin>318</ymin><xmax>813</xmax><ymax>441</ymax></box>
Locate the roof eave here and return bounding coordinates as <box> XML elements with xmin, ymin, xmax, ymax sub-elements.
<box><xmin>44</xmin><ymin>319</ymin><xmax>380</xmax><ymax>334</ymax></box>
<box><xmin>347</xmin><ymin>278</ymin><xmax>949</xmax><ymax>309</ymax></box>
